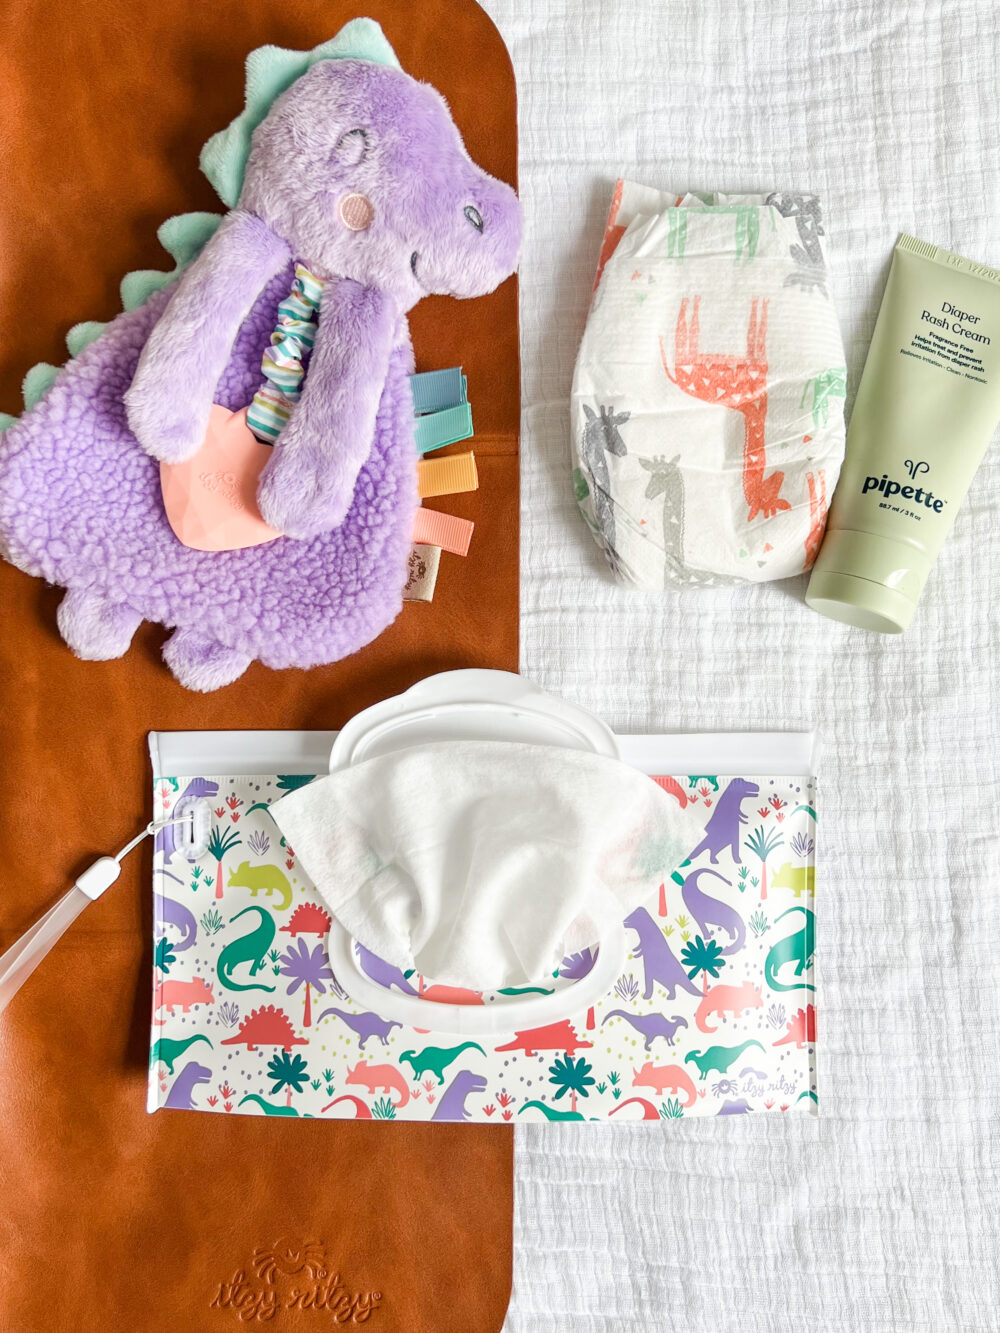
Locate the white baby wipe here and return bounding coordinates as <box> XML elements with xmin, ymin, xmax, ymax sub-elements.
<box><xmin>571</xmin><ymin>181</ymin><xmax>848</xmax><ymax>588</ymax></box>
<box><xmin>271</xmin><ymin>739</ymin><xmax>705</xmax><ymax>990</ymax></box>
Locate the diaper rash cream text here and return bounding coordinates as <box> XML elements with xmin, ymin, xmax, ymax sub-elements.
<box><xmin>921</xmin><ymin>302</ymin><xmax>991</xmax><ymax>344</ymax></box>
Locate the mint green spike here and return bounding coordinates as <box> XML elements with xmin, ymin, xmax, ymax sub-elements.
<box><xmin>66</xmin><ymin>321</ymin><xmax>108</xmax><ymax>357</ymax></box>
<box><xmin>0</xmin><ymin>412</ymin><xmax>16</xmax><ymax>432</ymax></box>
<box><xmin>157</xmin><ymin>211</ymin><xmax>222</xmax><ymax>267</ymax></box>
<box><xmin>121</xmin><ymin>269</ymin><xmax>176</xmax><ymax>312</ymax></box>
<box><xmin>118</xmin><ymin>212</ymin><xmax>223</xmax><ymax>313</ymax></box>
<box><xmin>23</xmin><ymin>363</ymin><xmax>60</xmax><ymax>410</ymax></box>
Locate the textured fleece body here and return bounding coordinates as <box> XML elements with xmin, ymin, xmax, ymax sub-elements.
<box><xmin>0</xmin><ymin>267</ymin><xmax>417</xmax><ymax>672</ymax></box>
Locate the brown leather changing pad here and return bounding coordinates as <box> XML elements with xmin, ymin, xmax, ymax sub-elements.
<box><xmin>0</xmin><ymin>2</ymin><xmax>518</xmax><ymax>1328</ymax></box>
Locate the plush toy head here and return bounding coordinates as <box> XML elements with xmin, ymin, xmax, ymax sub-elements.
<box><xmin>240</xmin><ymin>58</ymin><xmax>521</xmax><ymax>310</ymax></box>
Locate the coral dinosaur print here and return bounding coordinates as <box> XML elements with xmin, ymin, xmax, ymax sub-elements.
<box><xmin>149</xmin><ymin>773</ymin><xmax>818</xmax><ymax>1122</ymax></box>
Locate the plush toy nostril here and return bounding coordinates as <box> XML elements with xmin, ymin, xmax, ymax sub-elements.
<box><xmin>339</xmin><ymin>192</ymin><xmax>374</xmax><ymax>230</ymax></box>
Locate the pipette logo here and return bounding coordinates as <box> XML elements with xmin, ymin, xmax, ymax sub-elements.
<box><xmin>862</xmin><ymin>466</ymin><xmax>946</xmax><ymax>514</ymax></box>
<box><xmin>903</xmin><ymin>459</ymin><xmax>930</xmax><ymax>479</ymax></box>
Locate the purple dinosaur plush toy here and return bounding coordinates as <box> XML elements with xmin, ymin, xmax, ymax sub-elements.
<box><xmin>0</xmin><ymin>21</ymin><xmax>520</xmax><ymax>691</ymax></box>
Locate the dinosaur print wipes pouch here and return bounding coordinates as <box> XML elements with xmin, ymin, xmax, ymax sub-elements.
<box><xmin>571</xmin><ymin>179</ymin><xmax>847</xmax><ymax>589</ymax></box>
<box><xmin>147</xmin><ymin>730</ymin><xmax>818</xmax><ymax>1123</ymax></box>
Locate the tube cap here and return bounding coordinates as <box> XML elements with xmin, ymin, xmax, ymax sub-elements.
<box><xmin>805</xmin><ymin>528</ymin><xmax>933</xmax><ymax>634</ymax></box>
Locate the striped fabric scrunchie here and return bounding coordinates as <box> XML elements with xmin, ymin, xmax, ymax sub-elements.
<box><xmin>246</xmin><ymin>263</ymin><xmax>328</xmax><ymax>444</ymax></box>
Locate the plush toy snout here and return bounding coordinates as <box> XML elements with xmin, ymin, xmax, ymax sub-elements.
<box><xmin>432</xmin><ymin>170</ymin><xmax>522</xmax><ymax>299</ymax></box>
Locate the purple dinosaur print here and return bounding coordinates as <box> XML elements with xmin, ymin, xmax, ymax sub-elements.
<box><xmin>680</xmin><ymin>868</ymin><xmax>745</xmax><ymax>955</ymax></box>
<box><xmin>687</xmin><ymin>779</ymin><xmax>760</xmax><ymax>864</ymax></box>
<box><xmin>600</xmin><ymin>1009</ymin><xmax>688</xmax><ymax>1052</ymax></box>
<box><xmin>155</xmin><ymin>894</ymin><xmax>198</xmax><ymax>952</ymax></box>
<box><xmin>431</xmin><ymin>1070</ymin><xmax>488</xmax><ymax>1123</ymax></box>
<box><xmin>355</xmin><ymin>943</ymin><xmax>420</xmax><ymax>996</ymax></box>
<box><xmin>164</xmin><ymin>1060</ymin><xmax>212</xmax><ymax>1110</ymax></box>
<box><xmin>624</xmin><ymin>908</ymin><xmax>701</xmax><ymax>1001</ymax></box>
<box><xmin>718</xmin><ymin>1098</ymin><xmax>752</xmax><ymax>1115</ymax></box>
<box><xmin>155</xmin><ymin>778</ymin><xmax>219</xmax><ymax>862</ymax></box>
<box><xmin>316</xmin><ymin>1006</ymin><xmax>402</xmax><ymax>1050</ymax></box>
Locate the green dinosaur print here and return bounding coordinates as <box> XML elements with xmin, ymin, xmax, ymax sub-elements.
<box><xmin>226</xmin><ymin>860</ymin><xmax>293</xmax><ymax>913</ymax></box>
<box><xmin>150</xmin><ymin>1034</ymin><xmax>213</xmax><ymax>1074</ymax></box>
<box><xmin>238</xmin><ymin>1094</ymin><xmax>311</xmax><ymax>1117</ymax></box>
<box><xmin>497</xmin><ymin>986</ymin><xmax>553</xmax><ymax>997</ymax></box>
<box><xmin>800</xmin><ymin>368</ymin><xmax>847</xmax><ymax>428</ymax></box>
<box><xmin>217</xmin><ymin>906</ymin><xmax>276</xmax><ymax>993</ymax></box>
<box><xmin>684</xmin><ymin>1039</ymin><xmax>765</xmax><ymax>1080</ymax></box>
<box><xmin>687</xmin><ymin>775</ymin><xmax>720</xmax><ymax>790</ymax></box>
<box><xmin>571</xmin><ymin>467</ymin><xmax>590</xmax><ymax>502</ymax></box>
<box><xmin>398</xmin><ymin>1042</ymin><xmax>486</xmax><ymax>1084</ymax></box>
<box><xmin>518</xmin><ymin>1100</ymin><xmax>586</xmax><ymax>1122</ymax></box>
<box><xmin>764</xmin><ymin>906</ymin><xmax>816</xmax><ymax>993</ymax></box>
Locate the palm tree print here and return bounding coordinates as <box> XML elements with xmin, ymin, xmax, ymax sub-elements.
<box><xmin>279</xmin><ymin>939</ymin><xmax>334</xmax><ymax>1027</ymax></box>
<box><xmin>745</xmin><ymin>825</ymin><xmax>784</xmax><ymax>900</ymax></box>
<box><xmin>267</xmin><ymin>1050</ymin><xmax>309</xmax><ymax>1108</ymax></box>
<box><xmin>206</xmin><ymin>824</ymin><xmax>242</xmax><ymax>900</ymax></box>
<box><xmin>680</xmin><ymin>935</ymin><xmax>726</xmax><ymax>993</ymax></box>
<box><xmin>154</xmin><ymin>936</ymin><xmax>176</xmax><ymax>975</ymax></box>
<box><xmin>548</xmin><ymin>1055</ymin><xmax>595</xmax><ymax>1115</ymax></box>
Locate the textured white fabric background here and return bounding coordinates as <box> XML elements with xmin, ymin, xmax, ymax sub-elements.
<box><xmin>479</xmin><ymin>2</ymin><xmax>1000</xmax><ymax>1328</ymax></box>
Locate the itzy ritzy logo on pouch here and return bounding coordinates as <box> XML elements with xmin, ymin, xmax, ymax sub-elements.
<box><xmin>209</xmin><ymin>1239</ymin><xmax>382</xmax><ymax>1324</ymax></box>
<box><xmin>862</xmin><ymin>459</ymin><xmax>946</xmax><ymax>512</ymax></box>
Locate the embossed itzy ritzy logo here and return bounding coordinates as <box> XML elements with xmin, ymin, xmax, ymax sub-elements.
<box><xmin>199</xmin><ymin>469</ymin><xmax>246</xmax><ymax>512</ymax></box>
<box><xmin>210</xmin><ymin>1239</ymin><xmax>382</xmax><ymax>1324</ymax></box>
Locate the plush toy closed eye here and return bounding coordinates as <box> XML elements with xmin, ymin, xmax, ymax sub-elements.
<box><xmin>0</xmin><ymin>19</ymin><xmax>520</xmax><ymax>690</ymax></box>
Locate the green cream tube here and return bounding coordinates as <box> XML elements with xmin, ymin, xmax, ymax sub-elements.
<box><xmin>807</xmin><ymin>234</ymin><xmax>1000</xmax><ymax>633</ymax></box>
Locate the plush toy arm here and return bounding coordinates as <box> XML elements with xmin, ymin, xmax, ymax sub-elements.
<box><xmin>125</xmin><ymin>210</ymin><xmax>291</xmax><ymax>463</ymax></box>
<box><xmin>256</xmin><ymin>280</ymin><xmax>398</xmax><ymax>540</ymax></box>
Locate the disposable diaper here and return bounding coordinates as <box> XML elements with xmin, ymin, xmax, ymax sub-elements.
<box><xmin>571</xmin><ymin>180</ymin><xmax>847</xmax><ymax>587</ymax></box>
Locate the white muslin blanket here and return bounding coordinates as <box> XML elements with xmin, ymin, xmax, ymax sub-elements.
<box><xmin>571</xmin><ymin>181</ymin><xmax>847</xmax><ymax>588</ymax></box>
<box><xmin>272</xmin><ymin>740</ymin><xmax>706</xmax><ymax>989</ymax></box>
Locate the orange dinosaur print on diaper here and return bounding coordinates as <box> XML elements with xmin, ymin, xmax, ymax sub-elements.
<box><xmin>660</xmin><ymin>296</ymin><xmax>790</xmax><ymax>523</ymax></box>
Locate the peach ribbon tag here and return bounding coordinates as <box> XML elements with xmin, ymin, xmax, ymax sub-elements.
<box><xmin>160</xmin><ymin>405</ymin><xmax>283</xmax><ymax>551</ymax></box>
